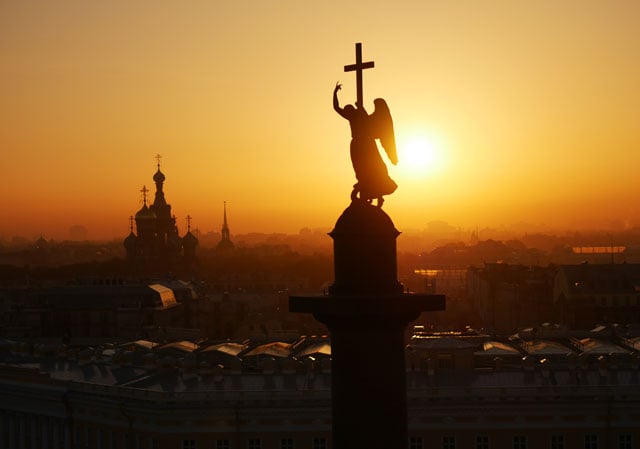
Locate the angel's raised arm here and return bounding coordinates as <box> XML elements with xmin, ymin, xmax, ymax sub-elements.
<box><xmin>333</xmin><ymin>82</ymin><xmax>349</xmax><ymax>119</ymax></box>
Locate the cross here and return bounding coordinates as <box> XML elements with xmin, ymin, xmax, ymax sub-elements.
<box><xmin>140</xmin><ymin>185</ymin><xmax>149</xmax><ymax>205</ymax></box>
<box><xmin>186</xmin><ymin>214</ymin><xmax>192</xmax><ymax>232</ymax></box>
<box><xmin>155</xmin><ymin>153</ymin><xmax>162</xmax><ymax>169</ymax></box>
<box><xmin>129</xmin><ymin>215</ymin><xmax>134</xmax><ymax>232</ymax></box>
<box><xmin>344</xmin><ymin>42</ymin><xmax>375</xmax><ymax>109</ymax></box>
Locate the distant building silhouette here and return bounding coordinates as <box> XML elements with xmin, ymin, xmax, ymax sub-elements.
<box><xmin>123</xmin><ymin>157</ymin><xmax>198</xmax><ymax>270</ymax></box>
<box><xmin>467</xmin><ymin>263</ymin><xmax>555</xmax><ymax>334</ymax></box>
<box><xmin>554</xmin><ymin>262</ymin><xmax>640</xmax><ymax>328</ymax></box>
<box><xmin>215</xmin><ymin>201</ymin><xmax>235</xmax><ymax>252</ymax></box>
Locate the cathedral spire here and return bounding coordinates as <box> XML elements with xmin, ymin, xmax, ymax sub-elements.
<box><xmin>216</xmin><ymin>201</ymin><xmax>234</xmax><ymax>251</ymax></box>
<box><xmin>222</xmin><ymin>201</ymin><xmax>230</xmax><ymax>240</ymax></box>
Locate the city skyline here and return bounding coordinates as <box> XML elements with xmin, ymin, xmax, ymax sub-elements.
<box><xmin>2</xmin><ymin>1</ymin><xmax>640</xmax><ymax>240</ymax></box>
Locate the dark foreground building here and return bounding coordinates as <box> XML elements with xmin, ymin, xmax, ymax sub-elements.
<box><xmin>0</xmin><ymin>331</ymin><xmax>639</xmax><ymax>449</ymax></box>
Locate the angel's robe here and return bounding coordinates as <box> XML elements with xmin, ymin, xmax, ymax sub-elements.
<box><xmin>343</xmin><ymin>100</ymin><xmax>398</xmax><ymax>200</ymax></box>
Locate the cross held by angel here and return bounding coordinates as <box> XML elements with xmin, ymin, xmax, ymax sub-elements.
<box><xmin>333</xmin><ymin>44</ymin><xmax>398</xmax><ymax>207</ymax></box>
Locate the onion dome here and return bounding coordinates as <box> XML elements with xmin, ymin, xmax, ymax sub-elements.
<box><xmin>124</xmin><ymin>232</ymin><xmax>137</xmax><ymax>250</ymax></box>
<box><xmin>153</xmin><ymin>168</ymin><xmax>165</xmax><ymax>183</ymax></box>
<box><xmin>135</xmin><ymin>204</ymin><xmax>156</xmax><ymax>221</ymax></box>
<box><xmin>182</xmin><ymin>231</ymin><xmax>198</xmax><ymax>249</ymax></box>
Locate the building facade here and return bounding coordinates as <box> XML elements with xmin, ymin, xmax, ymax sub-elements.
<box><xmin>1</xmin><ymin>332</ymin><xmax>639</xmax><ymax>449</ymax></box>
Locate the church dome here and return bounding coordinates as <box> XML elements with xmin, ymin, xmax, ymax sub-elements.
<box><xmin>153</xmin><ymin>169</ymin><xmax>166</xmax><ymax>183</ymax></box>
<box><xmin>182</xmin><ymin>231</ymin><xmax>198</xmax><ymax>246</ymax></box>
<box><xmin>182</xmin><ymin>231</ymin><xmax>198</xmax><ymax>249</ymax></box>
<box><xmin>124</xmin><ymin>232</ymin><xmax>137</xmax><ymax>250</ymax></box>
<box><xmin>135</xmin><ymin>204</ymin><xmax>156</xmax><ymax>221</ymax></box>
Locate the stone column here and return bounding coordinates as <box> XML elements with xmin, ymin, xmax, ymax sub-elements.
<box><xmin>290</xmin><ymin>202</ymin><xmax>444</xmax><ymax>449</ymax></box>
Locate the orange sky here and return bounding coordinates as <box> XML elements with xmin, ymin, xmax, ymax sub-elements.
<box><xmin>1</xmin><ymin>1</ymin><xmax>640</xmax><ymax>240</ymax></box>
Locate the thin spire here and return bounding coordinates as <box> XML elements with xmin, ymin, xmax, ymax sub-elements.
<box><xmin>221</xmin><ymin>201</ymin><xmax>230</xmax><ymax>241</ymax></box>
<box><xmin>155</xmin><ymin>153</ymin><xmax>162</xmax><ymax>170</ymax></box>
<box><xmin>186</xmin><ymin>215</ymin><xmax>192</xmax><ymax>232</ymax></box>
<box><xmin>129</xmin><ymin>215</ymin><xmax>134</xmax><ymax>232</ymax></box>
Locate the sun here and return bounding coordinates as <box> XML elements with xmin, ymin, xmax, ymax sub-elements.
<box><xmin>394</xmin><ymin>133</ymin><xmax>444</xmax><ymax>178</ymax></box>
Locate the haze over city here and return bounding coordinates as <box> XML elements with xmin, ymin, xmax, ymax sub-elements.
<box><xmin>2</xmin><ymin>1</ymin><xmax>640</xmax><ymax>240</ymax></box>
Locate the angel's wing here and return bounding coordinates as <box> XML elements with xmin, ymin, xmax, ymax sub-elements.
<box><xmin>371</xmin><ymin>98</ymin><xmax>397</xmax><ymax>165</ymax></box>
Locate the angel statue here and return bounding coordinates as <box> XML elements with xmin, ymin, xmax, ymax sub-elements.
<box><xmin>333</xmin><ymin>82</ymin><xmax>398</xmax><ymax>207</ymax></box>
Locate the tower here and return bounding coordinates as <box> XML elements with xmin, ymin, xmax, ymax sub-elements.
<box><xmin>149</xmin><ymin>155</ymin><xmax>181</xmax><ymax>260</ymax></box>
<box><xmin>215</xmin><ymin>201</ymin><xmax>235</xmax><ymax>252</ymax></box>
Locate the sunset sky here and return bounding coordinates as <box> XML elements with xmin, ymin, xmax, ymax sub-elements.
<box><xmin>1</xmin><ymin>1</ymin><xmax>640</xmax><ymax>240</ymax></box>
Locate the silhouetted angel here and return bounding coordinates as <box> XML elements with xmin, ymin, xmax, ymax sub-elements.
<box><xmin>333</xmin><ymin>82</ymin><xmax>397</xmax><ymax>207</ymax></box>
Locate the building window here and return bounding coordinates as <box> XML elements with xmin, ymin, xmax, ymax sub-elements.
<box><xmin>551</xmin><ymin>435</ymin><xmax>564</xmax><ymax>449</ymax></box>
<box><xmin>585</xmin><ymin>434</ymin><xmax>598</xmax><ymax>449</ymax></box>
<box><xmin>619</xmin><ymin>434</ymin><xmax>633</xmax><ymax>449</ymax></box>
<box><xmin>476</xmin><ymin>435</ymin><xmax>489</xmax><ymax>449</ymax></box>
<box><xmin>217</xmin><ymin>440</ymin><xmax>230</xmax><ymax>449</ymax></box>
<box><xmin>443</xmin><ymin>436</ymin><xmax>456</xmax><ymax>449</ymax></box>
<box><xmin>409</xmin><ymin>436</ymin><xmax>424</xmax><ymax>449</ymax></box>
<box><xmin>248</xmin><ymin>439</ymin><xmax>261</xmax><ymax>449</ymax></box>
<box><xmin>513</xmin><ymin>436</ymin><xmax>527</xmax><ymax>449</ymax></box>
<box><xmin>312</xmin><ymin>437</ymin><xmax>327</xmax><ymax>449</ymax></box>
<box><xmin>183</xmin><ymin>440</ymin><xmax>196</xmax><ymax>449</ymax></box>
<box><xmin>281</xmin><ymin>438</ymin><xmax>294</xmax><ymax>449</ymax></box>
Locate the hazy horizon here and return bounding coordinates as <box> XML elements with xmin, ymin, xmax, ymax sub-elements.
<box><xmin>3</xmin><ymin>216</ymin><xmax>640</xmax><ymax>245</ymax></box>
<box><xmin>2</xmin><ymin>1</ymin><xmax>639</xmax><ymax>240</ymax></box>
